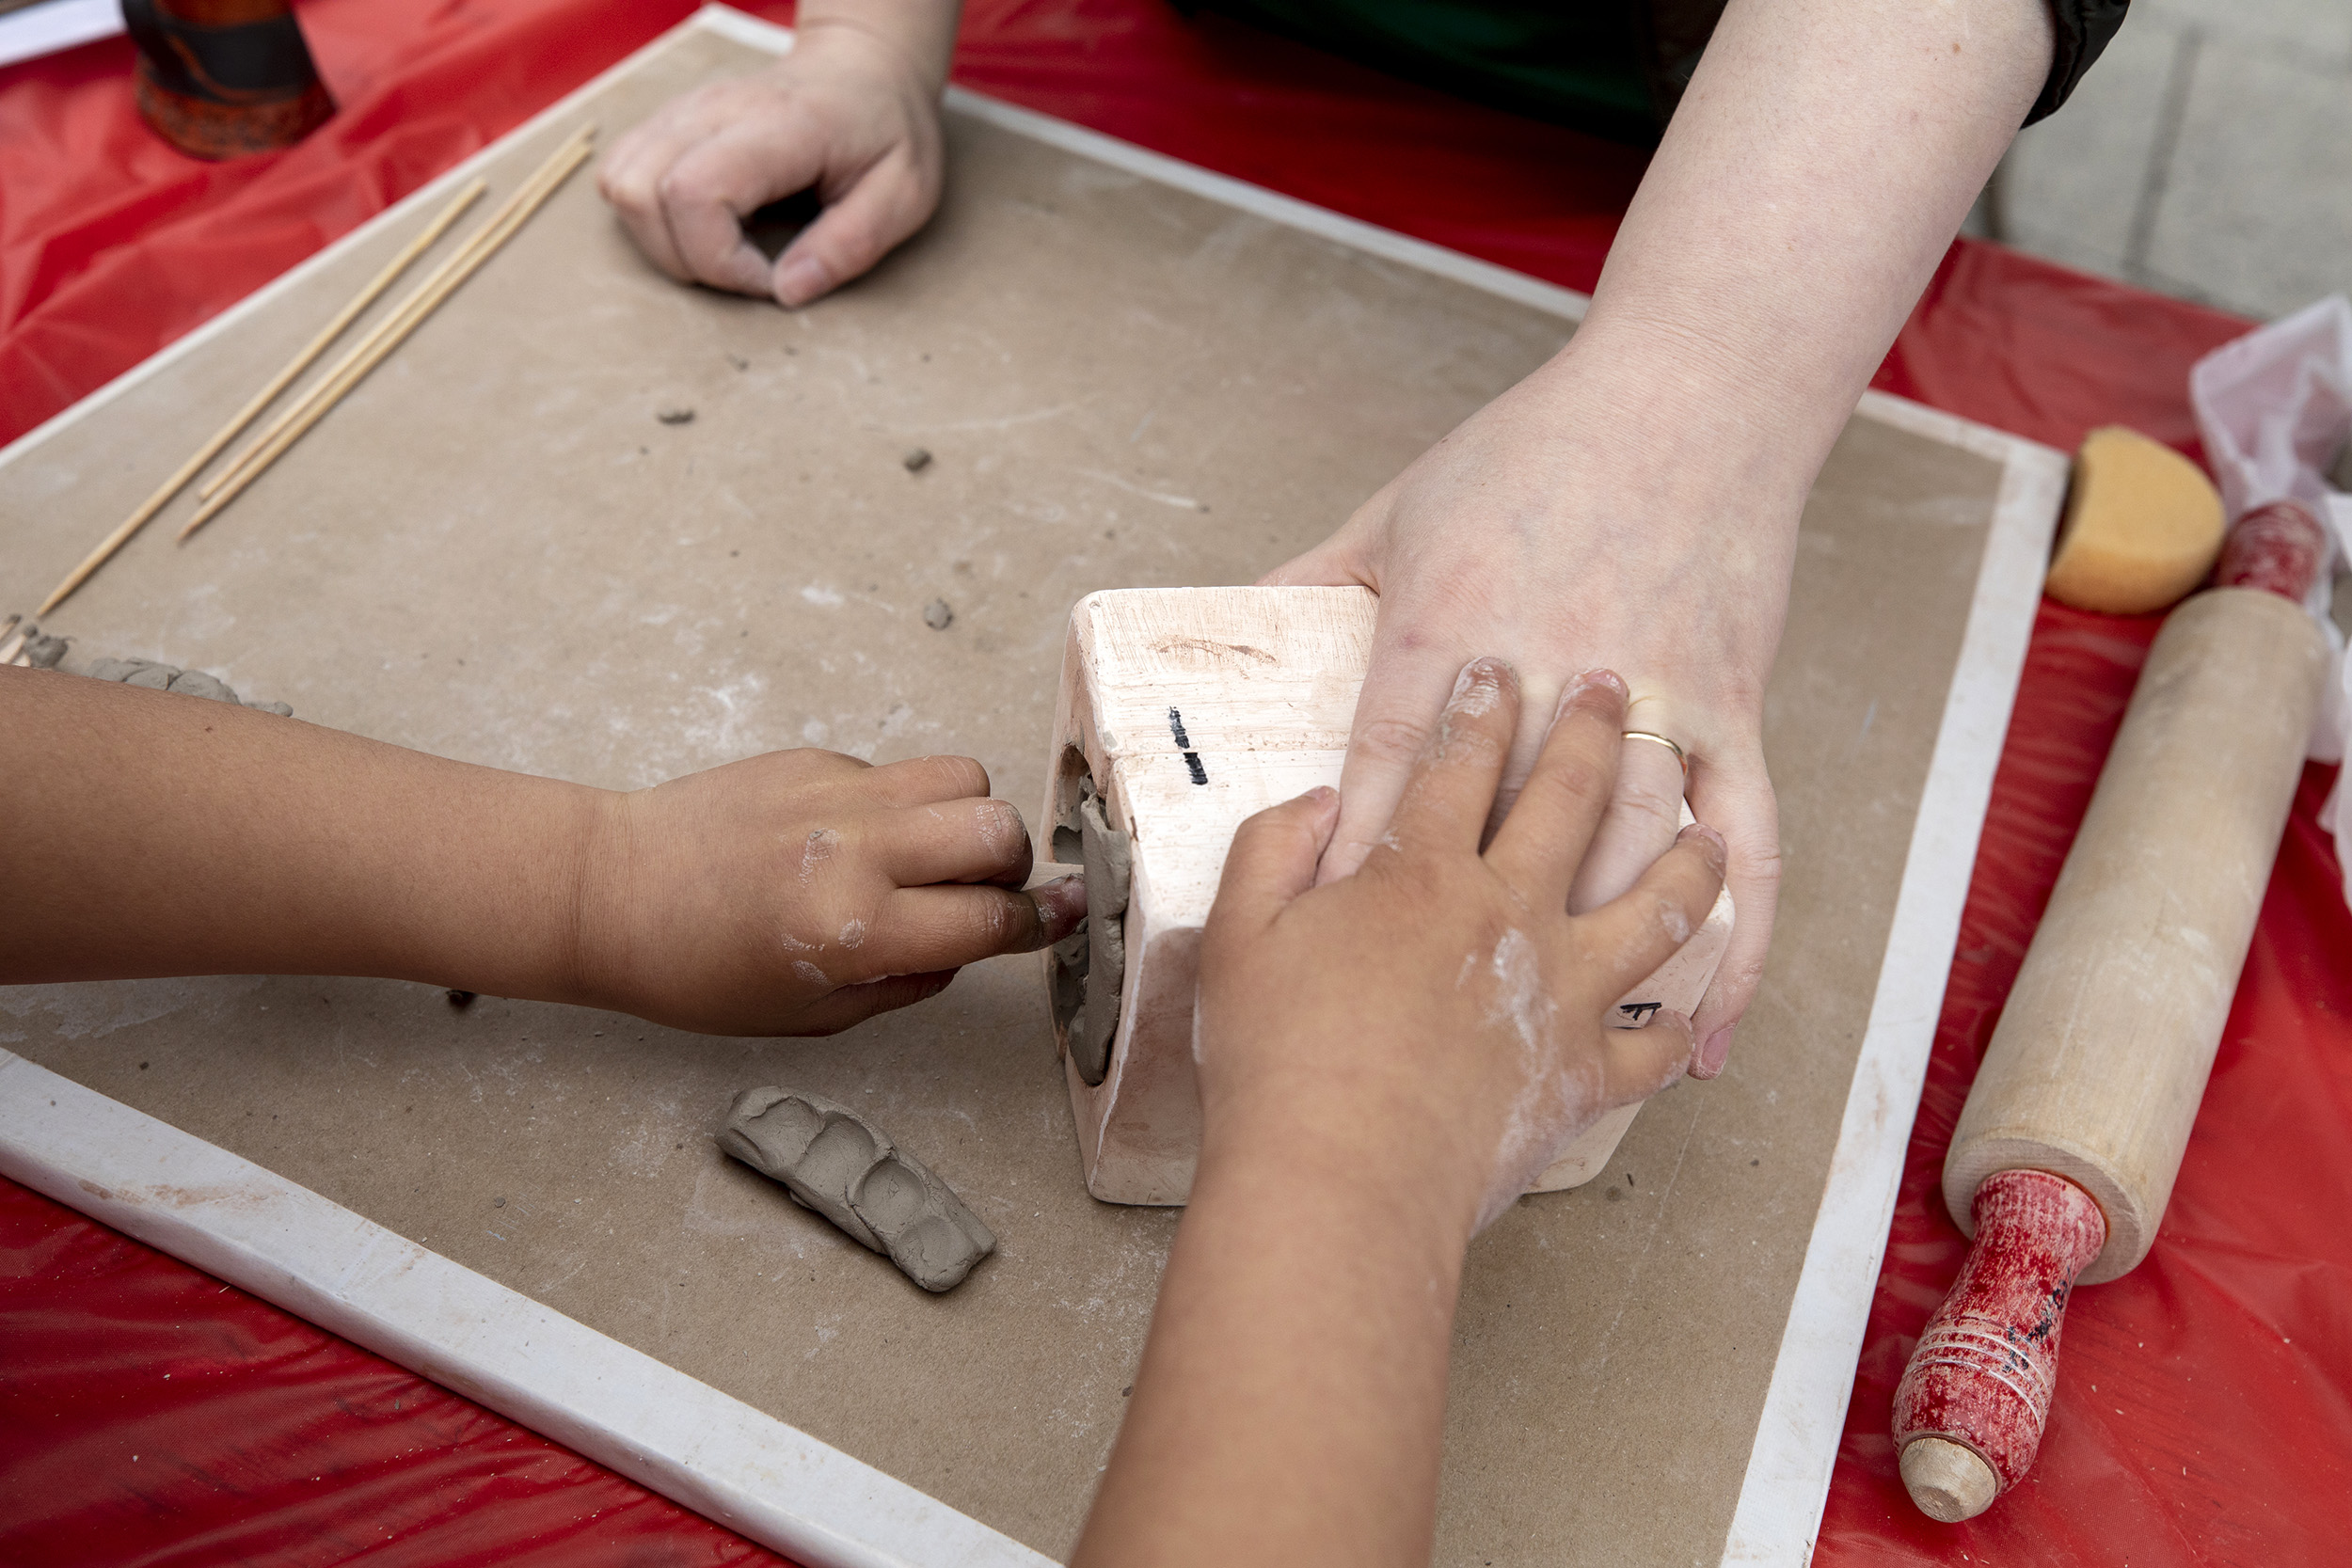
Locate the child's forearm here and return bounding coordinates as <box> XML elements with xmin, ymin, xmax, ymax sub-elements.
<box><xmin>796</xmin><ymin>0</ymin><xmax>963</xmax><ymax>92</ymax></box>
<box><xmin>1073</xmin><ymin>1115</ymin><xmax>1473</xmax><ymax>1568</ymax></box>
<box><xmin>1078</xmin><ymin>671</ymin><xmax>1725</xmax><ymax>1564</ymax></box>
<box><xmin>1</xmin><ymin>667</ymin><xmax>601</xmax><ymax>996</ymax></box>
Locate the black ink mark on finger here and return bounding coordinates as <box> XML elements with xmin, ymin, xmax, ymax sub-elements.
<box><xmin>1168</xmin><ymin>706</ymin><xmax>1207</xmax><ymax>785</ymax></box>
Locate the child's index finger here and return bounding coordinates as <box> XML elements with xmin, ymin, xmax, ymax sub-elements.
<box><xmin>860</xmin><ymin>752</ymin><xmax>992</xmax><ymax>807</ymax></box>
<box><xmin>1379</xmin><ymin>657</ymin><xmax>1520</xmax><ymax>863</ymax></box>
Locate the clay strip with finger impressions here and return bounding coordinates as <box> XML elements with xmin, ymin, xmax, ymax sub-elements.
<box><xmin>719</xmin><ymin>1085</ymin><xmax>997</xmax><ymax>1293</ymax></box>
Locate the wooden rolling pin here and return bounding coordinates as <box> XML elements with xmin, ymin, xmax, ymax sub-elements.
<box><xmin>1891</xmin><ymin>499</ymin><xmax>2334</xmax><ymax>1522</ymax></box>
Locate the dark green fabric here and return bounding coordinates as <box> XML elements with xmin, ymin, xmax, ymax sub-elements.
<box><xmin>1199</xmin><ymin>0</ymin><xmax>1670</xmax><ymax>146</ymax></box>
<box><xmin>1188</xmin><ymin>0</ymin><xmax>2133</xmax><ymax>145</ymax></box>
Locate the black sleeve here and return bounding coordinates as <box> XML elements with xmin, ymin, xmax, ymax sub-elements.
<box><xmin>2026</xmin><ymin>0</ymin><xmax>2129</xmax><ymax>124</ymax></box>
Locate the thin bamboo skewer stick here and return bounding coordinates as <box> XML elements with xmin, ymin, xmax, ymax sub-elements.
<box><xmin>34</xmin><ymin>180</ymin><xmax>490</xmax><ymax>617</ymax></box>
<box><xmin>198</xmin><ymin>124</ymin><xmax>595</xmax><ymax>505</ymax></box>
<box><xmin>179</xmin><ymin>131</ymin><xmax>596</xmax><ymax>542</ymax></box>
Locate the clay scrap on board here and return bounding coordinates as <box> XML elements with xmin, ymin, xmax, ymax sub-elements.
<box><xmin>718</xmin><ymin>1085</ymin><xmax>997</xmax><ymax>1293</ymax></box>
<box><xmin>83</xmin><ymin>657</ymin><xmax>295</xmax><ymax>715</ymax></box>
<box><xmin>0</xmin><ymin>619</ymin><xmax>293</xmax><ymax>715</ymax></box>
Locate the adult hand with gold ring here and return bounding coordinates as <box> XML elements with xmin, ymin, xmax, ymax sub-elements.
<box><xmin>1262</xmin><ymin>362</ymin><xmax>1789</xmax><ymax>1080</ymax></box>
<box><xmin>1584</xmin><ymin>727</ymin><xmax>1699</xmax><ymax>927</ymax></box>
<box><xmin>1261</xmin><ymin>0</ymin><xmax>2053</xmax><ymax>1079</ymax></box>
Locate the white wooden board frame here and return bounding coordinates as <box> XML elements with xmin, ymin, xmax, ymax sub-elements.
<box><xmin>0</xmin><ymin>8</ymin><xmax>2070</xmax><ymax>1563</ymax></box>
<box><xmin>0</xmin><ymin>0</ymin><xmax>124</xmax><ymax>70</ymax></box>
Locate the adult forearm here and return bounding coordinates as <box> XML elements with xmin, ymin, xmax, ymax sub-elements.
<box><xmin>0</xmin><ymin>669</ymin><xmax>598</xmax><ymax>995</ymax></box>
<box><xmin>1559</xmin><ymin>0</ymin><xmax>2053</xmax><ymax>510</ymax></box>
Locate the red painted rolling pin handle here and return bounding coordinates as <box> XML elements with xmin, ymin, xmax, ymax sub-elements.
<box><xmin>2216</xmin><ymin>499</ymin><xmax>2330</xmax><ymax>602</ymax></box>
<box><xmin>1890</xmin><ymin>1169</ymin><xmax>2107</xmax><ymax>1523</ymax></box>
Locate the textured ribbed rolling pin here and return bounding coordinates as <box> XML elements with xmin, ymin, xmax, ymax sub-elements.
<box><xmin>1891</xmin><ymin>499</ymin><xmax>2334</xmax><ymax>1522</ymax></box>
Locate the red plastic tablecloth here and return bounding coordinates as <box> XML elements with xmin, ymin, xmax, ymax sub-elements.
<box><xmin>2</xmin><ymin>3</ymin><xmax>2346</xmax><ymax>1563</ymax></box>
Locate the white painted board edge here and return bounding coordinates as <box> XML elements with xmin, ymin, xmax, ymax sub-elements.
<box><xmin>0</xmin><ymin>0</ymin><xmax>122</xmax><ymax>70</ymax></box>
<box><xmin>0</xmin><ymin>7</ymin><xmax>2074</xmax><ymax>1564</ymax></box>
<box><xmin>0</xmin><ymin>1051</ymin><xmax>1052</xmax><ymax>1568</ymax></box>
<box><xmin>1721</xmin><ymin>438</ymin><xmax>2071</xmax><ymax>1564</ymax></box>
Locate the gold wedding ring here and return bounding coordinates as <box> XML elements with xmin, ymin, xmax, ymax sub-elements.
<box><xmin>1620</xmin><ymin>730</ymin><xmax>1688</xmax><ymax>774</ymax></box>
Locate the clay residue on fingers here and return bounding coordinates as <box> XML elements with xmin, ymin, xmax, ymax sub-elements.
<box><xmin>799</xmin><ymin>828</ymin><xmax>841</xmax><ymax>880</ymax></box>
<box><xmin>1550</xmin><ymin>668</ymin><xmax>1628</xmax><ymax>723</ymax></box>
<box><xmin>1447</xmin><ymin>657</ymin><xmax>1508</xmax><ymax>718</ymax></box>
<box><xmin>1473</xmin><ymin>927</ymin><xmax>1600</xmax><ymax>1231</ymax></box>
<box><xmin>1400</xmin><ymin>660</ymin><xmax>1514</xmax><ymax>831</ymax></box>
<box><xmin>988</xmin><ymin>798</ymin><xmax>1029</xmax><ymax>854</ymax></box>
<box><xmin>1431</xmin><ymin>660</ymin><xmax>1512</xmax><ymax>764</ymax></box>
<box><xmin>1029</xmin><ymin>874</ymin><xmax>1088</xmax><ymax>952</ymax></box>
<box><xmin>718</xmin><ymin>1085</ymin><xmax>997</xmax><ymax>1292</ymax></box>
<box><xmin>1654</xmin><ymin>897</ymin><xmax>1692</xmax><ymax>946</ymax></box>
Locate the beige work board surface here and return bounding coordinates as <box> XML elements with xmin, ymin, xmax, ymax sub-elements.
<box><xmin>0</xmin><ymin>14</ymin><xmax>2055</xmax><ymax>1565</ymax></box>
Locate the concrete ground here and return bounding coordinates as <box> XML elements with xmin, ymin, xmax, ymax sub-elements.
<box><xmin>1980</xmin><ymin>0</ymin><xmax>2352</xmax><ymax>322</ymax></box>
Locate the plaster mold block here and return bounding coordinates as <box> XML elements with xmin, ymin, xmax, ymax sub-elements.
<box><xmin>1041</xmin><ymin>585</ymin><xmax>1733</xmax><ymax>1205</ymax></box>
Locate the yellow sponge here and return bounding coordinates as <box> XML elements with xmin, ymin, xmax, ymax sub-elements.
<box><xmin>2044</xmin><ymin>426</ymin><xmax>2225</xmax><ymax>616</ymax></box>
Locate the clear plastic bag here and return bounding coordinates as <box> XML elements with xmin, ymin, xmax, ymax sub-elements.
<box><xmin>2189</xmin><ymin>296</ymin><xmax>2352</xmax><ymax>898</ymax></box>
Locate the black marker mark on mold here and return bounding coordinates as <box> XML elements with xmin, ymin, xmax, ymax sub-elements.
<box><xmin>1168</xmin><ymin>707</ymin><xmax>1208</xmax><ymax>784</ymax></box>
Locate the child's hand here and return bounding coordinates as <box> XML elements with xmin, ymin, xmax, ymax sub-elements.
<box><xmin>1077</xmin><ymin>661</ymin><xmax>1725</xmax><ymax>1566</ymax></box>
<box><xmin>574</xmin><ymin>749</ymin><xmax>1083</xmax><ymax>1036</ymax></box>
<box><xmin>596</xmin><ymin>11</ymin><xmax>949</xmax><ymax>307</ymax></box>
<box><xmin>1195</xmin><ymin>659</ymin><xmax>1726</xmax><ymax>1233</ymax></box>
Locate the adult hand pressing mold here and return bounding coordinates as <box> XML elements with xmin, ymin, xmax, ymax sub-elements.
<box><xmin>1073</xmin><ymin>659</ymin><xmax>1724</xmax><ymax>1568</ymax></box>
<box><xmin>0</xmin><ymin>667</ymin><xmax>1082</xmax><ymax>1035</ymax></box>
<box><xmin>1261</xmin><ymin>360</ymin><xmax>1784</xmax><ymax>1085</ymax></box>
<box><xmin>1265</xmin><ymin>0</ymin><xmax>2058</xmax><ymax>1085</ymax></box>
<box><xmin>596</xmin><ymin>0</ymin><xmax>953</xmax><ymax>307</ymax></box>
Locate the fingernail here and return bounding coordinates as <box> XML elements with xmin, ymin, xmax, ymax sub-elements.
<box><xmin>1449</xmin><ymin>657</ymin><xmax>1518</xmax><ymax>714</ymax></box>
<box><xmin>1553</xmin><ymin>668</ymin><xmax>1627</xmax><ymax>720</ymax></box>
<box><xmin>774</xmin><ymin>254</ymin><xmax>831</xmax><ymax>307</ymax></box>
<box><xmin>1678</xmin><ymin>822</ymin><xmax>1727</xmax><ymax>865</ymax></box>
<box><xmin>1452</xmin><ymin>656</ymin><xmax>1500</xmax><ymax>689</ymax></box>
<box><xmin>1693</xmin><ymin>1024</ymin><xmax>1734</xmax><ymax>1079</ymax></box>
<box><xmin>1299</xmin><ymin>784</ymin><xmax>1339</xmax><ymax>807</ymax></box>
<box><xmin>1037</xmin><ymin>874</ymin><xmax>1086</xmax><ymax>921</ymax></box>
